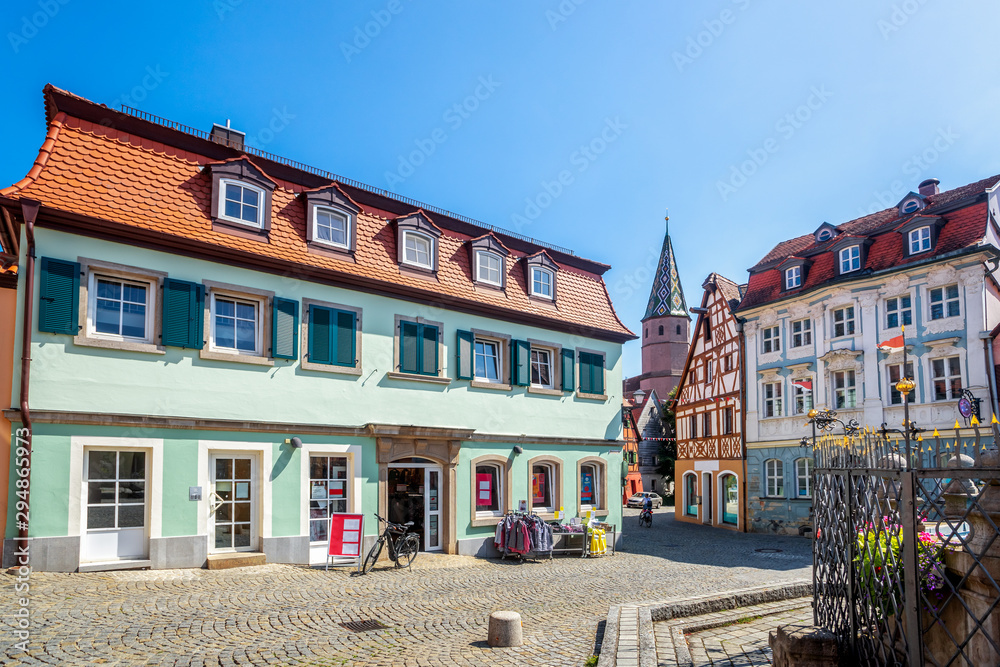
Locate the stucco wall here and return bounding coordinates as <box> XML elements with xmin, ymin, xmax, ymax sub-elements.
<box><xmin>745</xmin><ymin>445</ymin><xmax>812</xmax><ymax>535</ymax></box>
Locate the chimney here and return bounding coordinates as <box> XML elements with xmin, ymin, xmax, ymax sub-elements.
<box><xmin>918</xmin><ymin>178</ymin><xmax>940</xmax><ymax>196</ymax></box>
<box><xmin>210</xmin><ymin>119</ymin><xmax>245</xmax><ymax>151</ymax></box>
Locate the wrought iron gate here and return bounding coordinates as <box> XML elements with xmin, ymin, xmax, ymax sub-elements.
<box><xmin>812</xmin><ymin>412</ymin><xmax>1000</xmax><ymax>666</ymax></box>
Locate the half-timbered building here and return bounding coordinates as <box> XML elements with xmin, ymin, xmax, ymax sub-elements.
<box><xmin>674</xmin><ymin>274</ymin><xmax>745</xmax><ymax>530</ymax></box>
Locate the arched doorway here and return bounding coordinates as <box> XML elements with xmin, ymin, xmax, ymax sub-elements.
<box><xmin>721</xmin><ymin>474</ymin><xmax>739</xmax><ymax>526</ymax></box>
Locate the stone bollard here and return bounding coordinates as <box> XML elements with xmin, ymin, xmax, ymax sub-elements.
<box><xmin>487</xmin><ymin>610</ymin><xmax>523</xmax><ymax>647</ymax></box>
<box><xmin>769</xmin><ymin>624</ymin><xmax>838</xmax><ymax>667</ymax></box>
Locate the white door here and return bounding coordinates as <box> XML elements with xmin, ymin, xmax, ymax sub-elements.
<box><xmin>308</xmin><ymin>454</ymin><xmax>350</xmax><ymax>565</ymax></box>
<box><xmin>210</xmin><ymin>455</ymin><xmax>257</xmax><ymax>552</ymax></box>
<box><xmin>424</xmin><ymin>467</ymin><xmax>442</xmax><ymax>552</ymax></box>
<box><xmin>82</xmin><ymin>450</ymin><xmax>148</xmax><ymax>562</ymax></box>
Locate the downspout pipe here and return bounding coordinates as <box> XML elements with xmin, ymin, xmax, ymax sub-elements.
<box><xmin>734</xmin><ymin>316</ymin><xmax>748</xmax><ymax>533</ymax></box>
<box><xmin>16</xmin><ymin>199</ymin><xmax>39</xmax><ymax>560</ymax></box>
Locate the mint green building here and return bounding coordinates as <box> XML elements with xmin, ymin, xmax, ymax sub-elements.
<box><xmin>1</xmin><ymin>86</ymin><xmax>635</xmax><ymax>571</ymax></box>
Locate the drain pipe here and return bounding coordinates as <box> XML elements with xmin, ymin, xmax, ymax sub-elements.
<box><xmin>16</xmin><ymin>199</ymin><xmax>40</xmax><ymax>564</ymax></box>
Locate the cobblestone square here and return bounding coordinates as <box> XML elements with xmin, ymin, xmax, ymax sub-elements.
<box><xmin>2</xmin><ymin>509</ymin><xmax>810</xmax><ymax>666</ymax></box>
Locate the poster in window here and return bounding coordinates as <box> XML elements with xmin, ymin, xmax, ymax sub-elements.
<box><xmin>476</xmin><ymin>473</ymin><xmax>493</xmax><ymax>506</ymax></box>
<box><xmin>532</xmin><ymin>472</ymin><xmax>546</xmax><ymax>505</ymax></box>
<box><xmin>581</xmin><ymin>472</ymin><xmax>593</xmax><ymax>502</ymax></box>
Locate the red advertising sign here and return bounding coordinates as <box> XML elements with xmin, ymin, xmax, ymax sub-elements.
<box><xmin>327</xmin><ymin>513</ymin><xmax>364</xmax><ymax>558</ymax></box>
<box><xmin>476</xmin><ymin>473</ymin><xmax>493</xmax><ymax>506</ymax></box>
<box><xmin>532</xmin><ymin>472</ymin><xmax>546</xmax><ymax>504</ymax></box>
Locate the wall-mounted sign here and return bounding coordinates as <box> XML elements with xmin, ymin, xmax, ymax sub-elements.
<box><xmin>189</xmin><ymin>486</ymin><xmax>202</xmax><ymax>501</ymax></box>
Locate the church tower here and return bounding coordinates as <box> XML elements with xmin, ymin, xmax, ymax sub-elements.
<box><xmin>638</xmin><ymin>213</ymin><xmax>690</xmax><ymax>399</ymax></box>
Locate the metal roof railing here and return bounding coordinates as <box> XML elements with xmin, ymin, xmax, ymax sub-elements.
<box><xmin>120</xmin><ymin>105</ymin><xmax>575</xmax><ymax>256</ymax></box>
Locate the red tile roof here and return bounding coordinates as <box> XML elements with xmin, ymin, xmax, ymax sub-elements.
<box><xmin>739</xmin><ymin>175</ymin><xmax>1000</xmax><ymax>311</ymax></box>
<box><xmin>3</xmin><ymin>86</ymin><xmax>635</xmax><ymax>341</ymax></box>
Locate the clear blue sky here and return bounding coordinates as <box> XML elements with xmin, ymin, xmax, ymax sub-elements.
<box><xmin>4</xmin><ymin>0</ymin><xmax>999</xmax><ymax>378</ymax></box>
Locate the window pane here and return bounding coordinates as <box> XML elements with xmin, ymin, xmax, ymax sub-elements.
<box><xmin>120</xmin><ymin>452</ymin><xmax>146</xmax><ymax>479</ymax></box>
<box><xmin>88</xmin><ymin>481</ymin><xmax>116</xmax><ymax>504</ymax></box>
<box><xmin>118</xmin><ymin>504</ymin><xmax>145</xmax><ymax>528</ymax></box>
<box><xmin>948</xmin><ymin>357</ymin><xmax>961</xmax><ymax>376</ymax></box>
<box><xmin>224</xmin><ymin>199</ymin><xmax>242</xmax><ymax>219</ymax></box>
<box><xmin>215</xmin><ymin>524</ymin><xmax>233</xmax><ymax>549</ymax></box>
<box><xmin>216</xmin><ymin>299</ymin><xmax>234</xmax><ymax>317</ymax></box>
<box><xmin>947</xmin><ymin>300</ymin><xmax>960</xmax><ymax>318</ymax></box>
<box><xmin>242</xmin><ymin>188</ymin><xmax>258</xmax><ymax>206</ymax></box>
<box><xmin>215</xmin><ymin>458</ymin><xmax>233</xmax><ymax>480</ymax></box>
<box><xmin>121</xmin><ymin>302</ymin><xmax>146</xmax><ymax>338</ymax></box>
<box><xmin>96</xmin><ymin>279</ymin><xmax>121</xmax><ymax>300</ymax></box>
<box><xmin>946</xmin><ymin>285</ymin><xmax>958</xmax><ymax>300</ymax></box>
<box><xmin>236</xmin><ymin>318</ymin><xmax>256</xmax><ymax>352</ymax></box>
<box><xmin>215</xmin><ymin>317</ymin><xmax>235</xmax><ymax>349</ymax></box>
<box><xmin>88</xmin><ymin>451</ymin><xmax>116</xmax><ymax>479</ymax></box>
<box><xmin>87</xmin><ymin>506</ymin><xmax>115</xmax><ymax>529</ymax></box>
<box><xmin>235</xmin><ymin>459</ymin><xmax>251</xmax><ymax>479</ymax></box>
<box><xmin>236</xmin><ymin>302</ymin><xmax>255</xmax><ymax>320</ymax></box>
<box><xmin>95</xmin><ymin>298</ymin><xmax>121</xmax><ymax>334</ymax></box>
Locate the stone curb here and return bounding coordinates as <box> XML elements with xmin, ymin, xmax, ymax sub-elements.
<box><xmin>598</xmin><ymin>579</ymin><xmax>813</xmax><ymax>667</ymax></box>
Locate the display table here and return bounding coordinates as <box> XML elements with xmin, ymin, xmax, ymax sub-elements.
<box><xmin>549</xmin><ymin>524</ymin><xmax>616</xmax><ymax>557</ymax></box>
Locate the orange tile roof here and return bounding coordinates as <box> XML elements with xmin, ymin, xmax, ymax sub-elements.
<box><xmin>3</xmin><ymin>87</ymin><xmax>635</xmax><ymax>341</ymax></box>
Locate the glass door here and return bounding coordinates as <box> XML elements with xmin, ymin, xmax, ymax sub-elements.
<box><xmin>722</xmin><ymin>474</ymin><xmax>739</xmax><ymax>525</ymax></box>
<box><xmin>685</xmin><ymin>475</ymin><xmax>698</xmax><ymax>517</ymax></box>
<box><xmin>308</xmin><ymin>455</ymin><xmax>349</xmax><ymax>565</ymax></box>
<box><xmin>210</xmin><ymin>455</ymin><xmax>255</xmax><ymax>552</ymax></box>
<box><xmin>702</xmin><ymin>473</ymin><xmax>713</xmax><ymax>524</ymax></box>
<box><xmin>83</xmin><ymin>450</ymin><xmax>148</xmax><ymax>562</ymax></box>
<box><xmin>424</xmin><ymin>467</ymin><xmax>441</xmax><ymax>551</ymax></box>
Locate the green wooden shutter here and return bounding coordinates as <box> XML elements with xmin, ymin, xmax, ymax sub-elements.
<box><xmin>511</xmin><ymin>339</ymin><xmax>530</xmax><ymax>386</ymax></box>
<box><xmin>334</xmin><ymin>310</ymin><xmax>356</xmax><ymax>366</ymax></box>
<box><xmin>271</xmin><ymin>298</ymin><xmax>298</xmax><ymax>360</ymax></box>
<box><xmin>579</xmin><ymin>351</ymin><xmax>593</xmax><ymax>394</ymax></box>
<box><xmin>561</xmin><ymin>348</ymin><xmax>575</xmax><ymax>392</ymax></box>
<box><xmin>456</xmin><ymin>330</ymin><xmax>473</xmax><ymax>380</ymax></box>
<box><xmin>38</xmin><ymin>257</ymin><xmax>80</xmax><ymax>334</ymax></box>
<box><xmin>400</xmin><ymin>321</ymin><xmax>420</xmax><ymax>373</ymax></box>
<box><xmin>420</xmin><ymin>324</ymin><xmax>439</xmax><ymax>375</ymax></box>
<box><xmin>592</xmin><ymin>353</ymin><xmax>605</xmax><ymax>395</ymax></box>
<box><xmin>309</xmin><ymin>305</ymin><xmax>332</xmax><ymax>364</ymax></box>
<box><xmin>161</xmin><ymin>278</ymin><xmax>204</xmax><ymax>349</ymax></box>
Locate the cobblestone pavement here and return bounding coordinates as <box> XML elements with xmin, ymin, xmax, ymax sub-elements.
<box><xmin>1</xmin><ymin>509</ymin><xmax>811</xmax><ymax>667</ymax></box>
<box><xmin>654</xmin><ymin>598</ymin><xmax>813</xmax><ymax>666</ymax></box>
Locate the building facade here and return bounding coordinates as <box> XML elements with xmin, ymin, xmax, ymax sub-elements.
<box><xmin>1</xmin><ymin>85</ymin><xmax>635</xmax><ymax>572</ymax></box>
<box><xmin>738</xmin><ymin>176</ymin><xmax>1000</xmax><ymax>534</ymax></box>
<box><xmin>620</xmin><ymin>403</ymin><xmax>643</xmax><ymax>503</ymax></box>
<box><xmin>674</xmin><ymin>274</ymin><xmax>745</xmax><ymax>531</ymax></box>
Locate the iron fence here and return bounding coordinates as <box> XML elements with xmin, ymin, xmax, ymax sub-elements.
<box><xmin>812</xmin><ymin>410</ymin><xmax>1000</xmax><ymax>666</ymax></box>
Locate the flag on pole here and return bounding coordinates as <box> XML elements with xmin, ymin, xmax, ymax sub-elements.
<box><xmin>791</xmin><ymin>378</ymin><xmax>812</xmax><ymax>392</ymax></box>
<box><xmin>878</xmin><ymin>334</ymin><xmax>905</xmax><ymax>353</ymax></box>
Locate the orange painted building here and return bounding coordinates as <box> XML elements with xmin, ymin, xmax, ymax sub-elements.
<box><xmin>674</xmin><ymin>273</ymin><xmax>746</xmax><ymax>531</ymax></box>
<box><xmin>621</xmin><ymin>402</ymin><xmax>643</xmax><ymax>503</ymax></box>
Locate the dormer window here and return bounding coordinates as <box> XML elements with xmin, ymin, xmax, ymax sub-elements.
<box><xmin>902</xmin><ymin>200</ymin><xmax>921</xmax><ymax>214</ymax></box>
<box><xmin>303</xmin><ymin>184</ymin><xmax>360</xmax><ymax>258</ymax></box>
<box><xmin>523</xmin><ymin>251</ymin><xmax>559</xmax><ymax>302</ymax></box>
<box><xmin>908</xmin><ymin>226</ymin><xmax>931</xmax><ymax>254</ymax></box>
<box><xmin>208</xmin><ymin>158</ymin><xmax>276</xmax><ymax>238</ymax></box>
<box><xmin>785</xmin><ymin>266</ymin><xmax>801</xmax><ymax>290</ymax></box>
<box><xmin>220</xmin><ymin>180</ymin><xmax>263</xmax><ymax>227</ymax></box>
<box><xmin>531</xmin><ymin>267</ymin><xmax>554</xmax><ymax>299</ymax></box>
<box><xmin>395</xmin><ymin>211</ymin><xmax>442</xmax><ymax>273</ymax></box>
<box><xmin>896</xmin><ymin>192</ymin><xmax>927</xmax><ymax>216</ymax></box>
<box><xmin>817</xmin><ymin>229</ymin><xmax>832</xmax><ymax>241</ymax></box>
<box><xmin>813</xmin><ymin>222</ymin><xmax>837</xmax><ymax>243</ymax></box>
<box><xmin>839</xmin><ymin>246</ymin><xmax>861</xmax><ymax>273</ymax></box>
<box><xmin>476</xmin><ymin>251</ymin><xmax>503</xmax><ymax>286</ymax></box>
<box><xmin>403</xmin><ymin>231</ymin><xmax>433</xmax><ymax>269</ymax></box>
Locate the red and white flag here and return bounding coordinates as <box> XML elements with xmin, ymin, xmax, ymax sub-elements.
<box><xmin>791</xmin><ymin>379</ymin><xmax>812</xmax><ymax>392</ymax></box>
<box><xmin>878</xmin><ymin>335</ymin><xmax>905</xmax><ymax>353</ymax></box>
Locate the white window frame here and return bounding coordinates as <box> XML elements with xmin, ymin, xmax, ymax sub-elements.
<box><xmin>307</xmin><ymin>454</ymin><xmax>351</xmax><ymax>544</ymax></box>
<box><xmin>832</xmin><ymin>306</ymin><xmax>856</xmax><ymax>338</ymax></box>
<box><xmin>579</xmin><ymin>462</ymin><xmax>602</xmax><ymax>512</ymax></box>
<box><xmin>908</xmin><ymin>226</ymin><xmax>931</xmax><ymax>254</ymax></box>
<box><xmin>530</xmin><ymin>347</ymin><xmax>554</xmax><ymax>389</ymax></box>
<box><xmin>762</xmin><ymin>326</ymin><xmax>780</xmax><ymax>353</ymax></box>
<box><xmin>765</xmin><ymin>459</ymin><xmax>784</xmax><ymax>498</ymax></box>
<box><xmin>931</xmin><ymin>355</ymin><xmax>963</xmax><ymax>402</ymax></box>
<box><xmin>885</xmin><ymin>295</ymin><xmax>912</xmax><ymax>329</ymax></box>
<box><xmin>311</xmin><ymin>205</ymin><xmax>351</xmax><ymax>250</ymax></box>
<box><xmin>476</xmin><ymin>250</ymin><xmax>503</xmax><ymax>286</ymax></box>
<box><xmin>792</xmin><ymin>380</ymin><xmax>813</xmax><ymax>415</ymax></box>
<box><xmin>86</xmin><ymin>272</ymin><xmax>156</xmax><ymax>344</ymax></box>
<box><xmin>474</xmin><ymin>461</ymin><xmax>505</xmax><ymax>519</ymax></box>
<box><xmin>790</xmin><ymin>319</ymin><xmax>812</xmax><ymax>348</ymax></box>
<box><xmin>785</xmin><ymin>266</ymin><xmax>801</xmax><ymax>290</ymax></box>
<box><xmin>531</xmin><ymin>462</ymin><xmax>556</xmax><ymax>513</ymax></box>
<box><xmin>887</xmin><ymin>361</ymin><xmax>915</xmax><ymax>406</ymax></box>
<box><xmin>832</xmin><ymin>370</ymin><xmax>857</xmax><ymax>409</ymax></box>
<box><xmin>209</xmin><ymin>291</ymin><xmax>265</xmax><ymax>357</ymax></box>
<box><xmin>795</xmin><ymin>458</ymin><xmax>812</xmax><ymax>498</ymax></box>
<box><xmin>218</xmin><ymin>178</ymin><xmax>265</xmax><ymax>229</ymax></box>
<box><xmin>928</xmin><ymin>284</ymin><xmax>961</xmax><ymax>321</ymax></box>
<box><xmin>473</xmin><ymin>338</ymin><xmax>503</xmax><ymax>384</ymax></box>
<box><xmin>705</xmin><ymin>359</ymin><xmax>713</xmax><ymax>384</ymax></box>
<box><xmin>839</xmin><ymin>245</ymin><xmax>860</xmax><ymax>273</ymax></box>
<box><xmin>530</xmin><ymin>267</ymin><xmax>554</xmax><ymax>299</ymax></box>
<box><xmin>402</xmin><ymin>230</ymin><xmax>434</xmax><ymax>269</ymax></box>
<box><xmin>762</xmin><ymin>381</ymin><xmax>782</xmax><ymax>418</ymax></box>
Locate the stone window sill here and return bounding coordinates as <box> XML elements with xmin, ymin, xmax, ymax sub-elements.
<box><xmin>471</xmin><ymin>515</ymin><xmax>504</xmax><ymax>527</ymax></box>
<box><xmin>576</xmin><ymin>391</ymin><xmax>607</xmax><ymax>401</ymax></box>
<box><xmin>528</xmin><ymin>386</ymin><xmax>562</xmax><ymax>397</ymax></box>
<box><xmin>74</xmin><ymin>335</ymin><xmax>166</xmax><ymax>355</ymax></box>
<box><xmin>301</xmin><ymin>360</ymin><xmax>362</xmax><ymax>376</ymax></box>
<box><xmin>200</xmin><ymin>349</ymin><xmax>274</xmax><ymax>367</ymax></box>
<box><xmin>387</xmin><ymin>371</ymin><xmax>450</xmax><ymax>385</ymax></box>
<box><xmin>470</xmin><ymin>380</ymin><xmax>511</xmax><ymax>391</ymax></box>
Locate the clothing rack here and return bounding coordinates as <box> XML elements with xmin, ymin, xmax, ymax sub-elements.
<box><xmin>494</xmin><ymin>510</ymin><xmax>554</xmax><ymax>562</ymax></box>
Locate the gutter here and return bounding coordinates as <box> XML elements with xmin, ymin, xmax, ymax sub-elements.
<box><xmin>735</xmin><ymin>316</ymin><xmax>749</xmax><ymax>533</ymax></box>
<box><xmin>16</xmin><ymin>199</ymin><xmax>39</xmax><ymax>563</ymax></box>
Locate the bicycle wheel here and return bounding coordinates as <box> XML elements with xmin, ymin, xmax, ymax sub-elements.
<box><xmin>395</xmin><ymin>534</ymin><xmax>419</xmax><ymax>569</ymax></box>
<box><xmin>362</xmin><ymin>538</ymin><xmax>384</xmax><ymax>574</ymax></box>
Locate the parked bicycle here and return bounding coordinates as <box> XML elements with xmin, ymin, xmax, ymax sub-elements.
<box><xmin>361</xmin><ymin>514</ymin><xmax>420</xmax><ymax>573</ymax></box>
<box><xmin>639</xmin><ymin>507</ymin><xmax>653</xmax><ymax>528</ymax></box>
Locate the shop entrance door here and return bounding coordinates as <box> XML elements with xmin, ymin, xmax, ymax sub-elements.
<box><xmin>209</xmin><ymin>454</ymin><xmax>257</xmax><ymax>553</ymax></box>
<box><xmin>387</xmin><ymin>460</ymin><xmax>443</xmax><ymax>552</ymax></box>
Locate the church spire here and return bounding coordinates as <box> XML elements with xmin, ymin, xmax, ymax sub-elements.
<box><xmin>642</xmin><ymin>210</ymin><xmax>689</xmax><ymax>320</ymax></box>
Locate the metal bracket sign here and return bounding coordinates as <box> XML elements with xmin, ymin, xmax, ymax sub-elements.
<box><xmin>326</xmin><ymin>513</ymin><xmax>364</xmax><ymax>572</ymax></box>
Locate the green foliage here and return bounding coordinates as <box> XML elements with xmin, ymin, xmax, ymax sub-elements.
<box><xmin>584</xmin><ymin>655</ymin><xmax>598</xmax><ymax>667</ymax></box>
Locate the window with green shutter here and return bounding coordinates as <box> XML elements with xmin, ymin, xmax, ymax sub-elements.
<box><xmin>579</xmin><ymin>351</ymin><xmax>605</xmax><ymax>395</ymax></box>
<box><xmin>38</xmin><ymin>257</ymin><xmax>81</xmax><ymax>335</ymax></box>
<box><xmin>308</xmin><ymin>304</ymin><xmax>356</xmax><ymax>367</ymax></box>
<box><xmin>560</xmin><ymin>348</ymin><xmax>575</xmax><ymax>392</ymax></box>
<box><xmin>271</xmin><ymin>298</ymin><xmax>298</xmax><ymax>360</ymax></box>
<box><xmin>161</xmin><ymin>278</ymin><xmax>204</xmax><ymax>349</ymax></box>
<box><xmin>399</xmin><ymin>321</ymin><xmax>439</xmax><ymax>376</ymax></box>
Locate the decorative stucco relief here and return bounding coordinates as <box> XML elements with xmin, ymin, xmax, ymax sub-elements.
<box><xmin>926</xmin><ymin>264</ymin><xmax>958</xmax><ymax>288</ymax></box>
<box><xmin>923</xmin><ymin>317</ymin><xmax>964</xmax><ymax>336</ymax></box>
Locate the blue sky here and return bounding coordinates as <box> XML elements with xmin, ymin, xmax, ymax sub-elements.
<box><xmin>3</xmin><ymin>0</ymin><xmax>999</xmax><ymax>378</ymax></box>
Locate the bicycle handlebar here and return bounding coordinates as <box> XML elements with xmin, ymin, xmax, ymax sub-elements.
<box><xmin>373</xmin><ymin>514</ymin><xmax>414</xmax><ymax>533</ymax></box>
